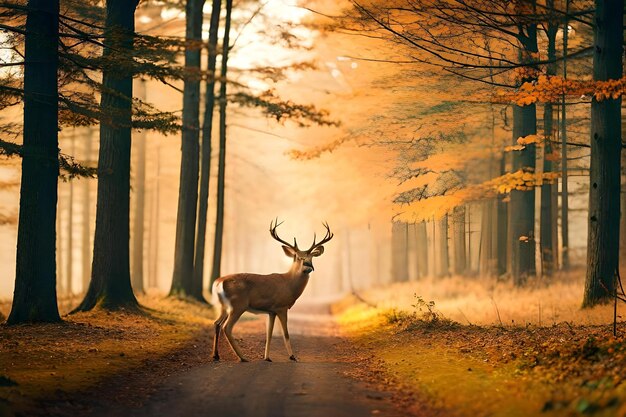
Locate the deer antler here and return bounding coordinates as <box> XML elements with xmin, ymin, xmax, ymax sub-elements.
<box><xmin>308</xmin><ymin>222</ymin><xmax>334</xmax><ymax>252</ymax></box>
<box><xmin>270</xmin><ymin>218</ymin><xmax>298</xmax><ymax>250</ymax></box>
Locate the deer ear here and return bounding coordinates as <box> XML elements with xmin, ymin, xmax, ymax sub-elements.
<box><xmin>310</xmin><ymin>246</ymin><xmax>324</xmax><ymax>257</ymax></box>
<box><xmin>282</xmin><ymin>245</ymin><xmax>296</xmax><ymax>257</ymax></box>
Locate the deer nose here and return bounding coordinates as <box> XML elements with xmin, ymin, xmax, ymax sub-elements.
<box><xmin>303</xmin><ymin>261</ymin><xmax>314</xmax><ymax>271</ymax></box>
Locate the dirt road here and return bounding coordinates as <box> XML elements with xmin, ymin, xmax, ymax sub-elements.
<box><xmin>59</xmin><ymin>304</ymin><xmax>406</xmax><ymax>417</ymax></box>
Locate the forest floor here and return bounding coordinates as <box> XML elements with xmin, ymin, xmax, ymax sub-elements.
<box><xmin>335</xmin><ymin>291</ymin><xmax>626</xmax><ymax>417</ymax></box>
<box><xmin>2</xmin><ymin>274</ymin><xmax>626</xmax><ymax>417</ymax></box>
<box><xmin>0</xmin><ymin>295</ymin><xmax>216</xmax><ymax>417</ymax></box>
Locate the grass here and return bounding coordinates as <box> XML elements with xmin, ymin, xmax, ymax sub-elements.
<box><xmin>0</xmin><ymin>295</ymin><xmax>215</xmax><ymax>416</ymax></box>
<box><xmin>352</xmin><ymin>268</ymin><xmax>617</xmax><ymax>326</ymax></box>
<box><xmin>335</xmin><ymin>288</ymin><xmax>626</xmax><ymax>417</ymax></box>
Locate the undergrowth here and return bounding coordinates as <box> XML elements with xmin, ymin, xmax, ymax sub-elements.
<box><xmin>383</xmin><ymin>294</ymin><xmax>459</xmax><ymax>331</ymax></box>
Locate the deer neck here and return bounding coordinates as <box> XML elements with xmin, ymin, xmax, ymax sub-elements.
<box><xmin>284</xmin><ymin>263</ymin><xmax>310</xmax><ymax>300</ymax></box>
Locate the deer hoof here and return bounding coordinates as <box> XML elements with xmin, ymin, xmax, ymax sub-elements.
<box><xmin>239</xmin><ymin>357</ymin><xmax>249</xmax><ymax>363</ymax></box>
<box><xmin>264</xmin><ymin>357</ymin><xmax>272</xmax><ymax>362</ymax></box>
<box><xmin>289</xmin><ymin>355</ymin><xmax>298</xmax><ymax>362</ymax></box>
<box><xmin>212</xmin><ymin>355</ymin><xmax>220</xmax><ymax>362</ymax></box>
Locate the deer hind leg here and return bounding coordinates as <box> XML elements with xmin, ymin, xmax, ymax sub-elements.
<box><xmin>264</xmin><ymin>313</ymin><xmax>276</xmax><ymax>362</ymax></box>
<box><xmin>223</xmin><ymin>308</ymin><xmax>248</xmax><ymax>362</ymax></box>
<box><xmin>277</xmin><ymin>310</ymin><xmax>297</xmax><ymax>362</ymax></box>
<box><xmin>212</xmin><ymin>308</ymin><xmax>228</xmax><ymax>361</ymax></box>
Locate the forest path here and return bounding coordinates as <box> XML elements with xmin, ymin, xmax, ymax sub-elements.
<box><xmin>87</xmin><ymin>303</ymin><xmax>406</xmax><ymax>417</ymax></box>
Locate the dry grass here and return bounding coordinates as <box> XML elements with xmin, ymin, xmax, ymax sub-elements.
<box><xmin>0</xmin><ymin>295</ymin><xmax>215</xmax><ymax>416</ymax></box>
<box><xmin>335</xmin><ymin>286</ymin><xmax>626</xmax><ymax>417</ymax></box>
<box><xmin>352</xmin><ymin>268</ymin><xmax>618</xmax><ymax>327</ymax></box>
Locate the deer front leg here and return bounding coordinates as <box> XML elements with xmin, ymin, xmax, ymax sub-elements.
<box><xmin>264</xmin><ymin>313</ymin><xmax>276</xmax><ymax>362</ymax></box>
<box><xmin>223</xmin><ymin>308</ymin><xmax>248</xmax><ymax>362</ymax></box>
<box><xmin>212</xmin><ymin>308</ymin><xmax>228</xmax><ymax>361</ymax></box>
<box><xmin>277</xmin><ymin>310</ymin><xmax>297</xmax><ymax>362</ymax></box>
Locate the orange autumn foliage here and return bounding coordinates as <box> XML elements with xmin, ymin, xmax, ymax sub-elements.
<box><xmin>493</xmin><ymin>75</ymin><xmax>626</xmax><ymax>106</ymax></box>
<box><xmin>394</xmin><ymin>170</ymin><xmax>560</xmax><ymax>222</ymax></box>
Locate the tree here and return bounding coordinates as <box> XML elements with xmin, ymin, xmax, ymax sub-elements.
<box><xmin>391</xmin><ymin>221</ymin><xmax>409</xmax><ymax>281</ymax></box>
<box><xmin>82</xmin><ymin>128</ymin><xmax>94</xmax><ymax>291</ymax></box>
<box><xmin>66</xmin><ymin>133</ymin><xmax>76</xmax><ymax>294</ymax></box>
<box><xmin>8</xmin><ymin>0</ymin><xmax>62</xmax><ymax>323</ymax></box>
<box><xmin>582</xmin><ymin>0</ymin><xmax>623</xmax><ymax>307</ymax></box>
<box><xmin>540</xmin><ymin>0</ymin><xmax>559</xmax><ymax>277</ymax></box>
<box><xmin>193</xmin><ymin>0</ymin><xmax>222</xmax><ymax>300</ymax></box>
<box><xmin>452</xmin><ymin>206</ymin><xmax>467</xmax><ymax>275</ymax></box>
<box><xmin>132</xmin><ymin>79</ymin><xmax>147</xmax><ymax>295</ymax></box>
<box><xmin>415</xmin><ymin>221</ymin><xmax>429</xmax><ymax>278</ymax></box>
<box><xmin>436</xmin><ymin>215</ymin><xmax>450</xmax><ymax>277</ymax></box>
<box><xmin>560</xmin><ymin>0</ymin><xmax>571</xmax><ymax>270</ymax></box>
<box><xmin>210</xmin><ymin>0</ymin><xmax>233</xmax><ymax>287</ymax></box>
<box><xmin>170</xmin><ymin>0</ymin><xmax>206</xmax><ymax>300</ymax></box>
<box><xmin>74</xmin><ymin>0</ymin><xmax>140</xmax><ymax>312</ymax></box>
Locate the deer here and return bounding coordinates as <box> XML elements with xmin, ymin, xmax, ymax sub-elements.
<box><xmin>211</xmin><ymin>219</ymin><xmax>333</xmax><ymax>363</ymax></box>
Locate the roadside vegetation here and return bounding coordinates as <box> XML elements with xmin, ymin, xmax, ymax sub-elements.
<box><xmin>335</xmin><ymin>273</ymin><xmax>626</xmax><ymax>417</ymax></box>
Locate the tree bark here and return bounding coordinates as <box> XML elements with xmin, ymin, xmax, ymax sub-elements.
<box><xmin>560</xmin><ymin>0</ymin><xmax>570</xmax><ymax>270</ymax></box>
<box><xmin>147</xmin><ymin>142</ymin><xmax>161</xmax><ymax>289</ymax></box>
<box><xmin>510</xmin><ymin>18</ymin><xmax>538</xmax><ymax>285</ymax></box>
<box><xmin>510</xmin><ymin>102</ymin><xmax>537</xmax><ymax>285</ymax></box>
<box><xmin>81</xmin><ymin>128</ymin><xmax>93</xmax><ymax>292</ymax></box>
<box><xmin>57</xmin><ymin>179</ymin><xmax>65</xmax><ymax>296</ymax></box>
<box><xmin>583</xmin><ymin>0</ymin><xmax>623</xmax><ymax>307</ymax></box>
<box><xmin>209</xmin><ymin>0</ymin><xmax>233</xmax><ymax>288</ymax></box>
<box><xmin>391</xmin><ymin>221</ymin><xmax>409</xmax><ymax>282</ymax></box>
<box><xmin>8</xmin><ymin>0</ymin><xmax>62</xmax><ymax>323</ymax></box>
<box><xmin>479</xmin><ymin>199</ymin><xmax>495</xmax><ymax>276</ymax></box>
<box><xmin>497</xmin><ymin>156</ymin><xmax>508</xmax><ymax>276</ymax></box>
<box><xmin>132</xmin><ymin>79</ymin><xmax>147</xmax><ymax>295</ymax></box>
<box><xmin>452</xmin><ymin>206</ymin><xmax>467</xmax><ymax>275</ymax></box>
<box><xmin>437</xmin><ymin>215</ymin><xmax>450</xmax><ymax>278</ymax></box>
<box><xmin>415</xmin><ymin>221</ymin><xmax>428</xmax><ymax>278</ymax></box>
<box><xmin>406</xmin><ymin>223</ymin><xmax>418</xmax><ymax>280</ymax></box>
<box><xmin>620</xmin><ymin>109</ymin><xmax>626</xmax><ymax>279</ymax></box>
<box><xmin>540</xmin><ymin>4</ymin><xmax>558</xmax><ymax>277</ymax></box>
<box><xmin>66</xmin><ymin>133</ymin><xmax>75</xmax><ymax>294</ymax></box>
<box><xmin>170</xmin><ymin>0</ymin><xmax>206</xmax><ymax>299</ymax></box>
<box><xmin>73</xmin><ymin>0</ymin><xmax>140</xmax><ymax>312</ymax></box>
<box><xmin>193</xmin><ymin>0</ymin><xmax>222</xmax><ymax>299</ymax></box>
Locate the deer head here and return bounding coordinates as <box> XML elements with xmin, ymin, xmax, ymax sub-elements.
<box><xmin>269</xmin><ymin>218</ymin><xmax>334</xmax><ymax>276</ymax></box>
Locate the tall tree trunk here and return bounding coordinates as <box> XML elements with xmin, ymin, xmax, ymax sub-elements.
<box><xmin>8</xmin><ymin>0</ymin><xmax>62</xmax><ymax>323</ymax></box>
<box><xmin>81</xmin><ymin>128</ymin><xmax>92</xmax><ymax>292</ymax></box>
<box><xmin>132</xmin><ymin>79</ymin><xmax>147</xmax><ymax>295</ymax></box>
<box><xmin>452</xmin><ymin>206</ymin><xmax>466</xmax><ymax>275</ymax></box>
<box><xmin>147</xmin><ymin>141</ymin><xmax>161</xmax><ymax>289</ymax></box>
<box><xmin>391</xmin><ymin>221</ymin><xmax>409</xmax><ymax>282</ymax></box>
<box><xmin>479</xmin><ymin>200</ymin><xmax>495</xmax><ymax>276</ymax></box>
<box><xmin>74</xmin><ymin>0</ymin><xmax>140</xmax><ymax>312</ymax></box>
<box><xmin>407</xmin><ymin>223</ymin><xmax>418</xmax><ymax>280</ymax></box>
<box><xmin>170</xmin><ymin>0</ymin><xmax>206</xmax><ymax>299</ymax></box>
<box><xmin>484</xmin><ymin>42</ymin><xmax>502</xmax><ymax>277</ymax></box>
<box><xmin>416</xmin><ymin>221</ymin><xmax>428</xmax><ymax>278</ymax></box>
<box><xmin>620</xmin><ymin>111</ymin><xmax>626</xmax><ymax>278</ymax></box>
<box><xmin>194</xmin><ymin>0</ymin><xmax>222</xmax><ymax>299</ymax></box>
<box><xmin>583</xmin><ymin>0</ymin><xmax>623</xmax><ymax>307</ymax></box>
<box><xmin>437</xmin><ymin>215</ymin><xmax>450</xmax><ymax>277</ymax></box>
<box><xmin>510</xmin><ymin>103</ymin><xmax>537</xmax><ymax>285</ymax></box>
<box><xmin>497</xmin><ymin>155</ymin><xmax>508</xmax><ymax>276</ymax></box>
<box><xmin>541</xmin><ymin>6</ymin><xmax>558</xmax><ymax>277</ymax></box>
<box><xmin>66</xmin><ymin>133</ymin><xmax>75</xmax><ymax>294</ymax></box>
<box><xmin>209</xmin><ymin>0</ymin><xmax>233</xmax><ymax>287</ymax></box>
<box><xmin>57</xmin><ymin>182</ymin><xmax>65</xmax><ymax>296</ymax></box>
<box><xmin>510</xmin><ymin>18</ymin><xmax>538</xmax><ymax>285</ymax></box>
<box><xmin>560</xmin><ymin>0</ymin><xmax>570</xmax><ymax>270</ymax></box>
